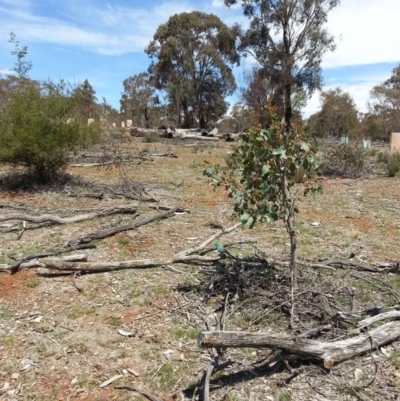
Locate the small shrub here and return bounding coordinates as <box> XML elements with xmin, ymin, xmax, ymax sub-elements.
<box><xmin>24</xmin><ymin>278</ymin><xmax>40</xmax><ymax>288</ymax></box>
<box><xmin>377</xmin><ymin>151</ymin><xmax>389</xmax><ymax>164</ymax></box>
<box><xmin>387</xmin><ymin>153</ymin><xmax>400</xmax><ymax>177</ymax></box>
<box><xmin>321</xmin><ymin>144</ymin><xmax>366</xmax><ymax>178</ymax></box>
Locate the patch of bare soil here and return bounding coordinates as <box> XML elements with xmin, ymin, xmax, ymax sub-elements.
<box><xmin>0</xmin><ymin>139</ymin><xmax>399</xmax><ymax>401</ymax></box>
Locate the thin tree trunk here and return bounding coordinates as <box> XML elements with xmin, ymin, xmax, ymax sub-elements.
<box><xmin>287</xmin><ymin>211</ymin><xmax>298</xmax><ymax>290</ymax></box>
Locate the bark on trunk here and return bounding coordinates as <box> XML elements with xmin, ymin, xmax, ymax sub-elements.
<box><xmin>198</xmin><ymin>322</ymin><xmax>400</xmax><ymax>369</ymax></box>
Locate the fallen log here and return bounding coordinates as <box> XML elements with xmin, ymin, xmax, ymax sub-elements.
<box><xmin>38</xmin><ymin>222</ymin><xmax>242</xmax><ymax>273</ymax></box>
<box><xmin>39</xmin><ymin>254</ymin><xmax>220</xmax><ymax>273</ymax></box>
<box><xmin>67</xmin><ymin>207</ymin><xmax>180</xmax><ymax>246</ymax></box>
<box><xmin>9</xmin><ymin>243</ymin><xmax>96</xmax><ymax>274</ymax></box>
<box><xmin>0</xmin><ymin>204</ymin><xmax>139</xmax><ymax>225</ymax></box>
<box><xmin>198</xmin><ymin>322</ymin><xmax>400</xmax><ymax>369</ymax></box>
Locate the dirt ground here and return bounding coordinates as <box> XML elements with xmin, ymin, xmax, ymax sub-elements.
<box><xmin>0</xmin><ymin>138</ymin><xmax>399</xmax><ymax>401</ymax></box>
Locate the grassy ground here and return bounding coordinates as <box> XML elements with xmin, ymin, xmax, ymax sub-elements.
<box><xmin>0</xmin><ymin>137</ymin><xmax>399</xmax><ymax>400</ymax></box>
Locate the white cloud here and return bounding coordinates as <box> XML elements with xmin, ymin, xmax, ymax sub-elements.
<box><xmin>323</xmin><ymin>0</ymin><xmax>400</xmax><ymax>68</ymax></box>
<box><xmin>0</xmin><ymin>1</ymin><xmax>195</xmax><ymax>55</ymax></box>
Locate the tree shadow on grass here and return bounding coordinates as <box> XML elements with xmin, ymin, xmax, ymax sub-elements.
<box><xmin>0</xmin><ymin>169</ymin><xmax>84</xmax><ymax>192</ymax></box>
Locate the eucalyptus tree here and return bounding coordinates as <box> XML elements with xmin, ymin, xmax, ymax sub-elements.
<box><xmin>369</xmin><ymin>64</ymin><xmax>400</xmax><ymax>137</ymax></box>
<box><xmin>316</xmin><ymin>88</ymin><xmax>359</xmax><ymax>138</ymax></box>
<box><xmin>120</xmin><ymin>72</ymin><xmax>158</xmax><ymax>128</ymax></box>
<box><xmin>225</xmin><ymin>0</ymin><xmax>340</xmax><ymax>128</ymax></box>
<box><xmin>146</xmin><ymin>11</ymin><xmax>240</xmax><ymax>128</ymax></box>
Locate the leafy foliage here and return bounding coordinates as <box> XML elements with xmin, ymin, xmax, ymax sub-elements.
<box><xmin>313</xmin><ymin>88</ymin><xmax>359</xmax><ymax>138</ymax></box>
<box><xmin>378</xmin><ymin>151</ymin><xmax>400</xmax><ymax>177</ymax></box>
<box><xmin>120</xmin><ymin>73</ymin><xmax>158</xmax><ymax>128</ymax></box>
<box><xmin>368</xmin><ymin>64</ymin><xmax>400</xmax><ymax>138</ymax></box>
<box><xmin>146</xmin><ymin>11</ymin><xmax>239</xmax><ymax>129</ymax></box>
<box><xmin>0</xmin><ymin>81</ymin><xmax>101</xmax><ymax>182</ymax></box>
<box><xmin>72</xmin><ymin>79</ymin><xmax>98</xmax><ymax>119</ymax></box>
<box><xmin>226</xmin><ymin>0</ymin><xmax>339</xmax><ymax>127</ymax></box>
<box><xmin>204</xmin><ymin>108</ymin><xmax>321</xmax><ymax>287</ymax></box>
<box><xmin>321</xmin><ymin>144</ymin><xmax>366</xmax><ymax>178</ymax></box>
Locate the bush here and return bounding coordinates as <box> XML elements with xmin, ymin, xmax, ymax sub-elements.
<box><xmin>0</xmin><ymin>80</ymin><xmax>101</xmax><ymax>182</ymax></box>
<box><xmin>321</xmin><ymin>143</ymin><xmax>366</xmax><ymax>178</ymax></box>
<box><xmin>377</xmin><ymin>151</ymin><xmax>400</xmax><ymax>177</ymax></box>
<box><xmin>387</xmin><ymin>153</ymin><xmax>400</xmax><ymax>177</ymax></box>
<box><xmin>377</xmin><ymin>150</ymin><xmax>389</xmax><ymax>164</ymax></box>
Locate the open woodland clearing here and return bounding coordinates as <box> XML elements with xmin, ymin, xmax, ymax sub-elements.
<box><xmin>0</xmin><ymin>136</ymin><xmax>400</xmax><ymax>401</ymax></box>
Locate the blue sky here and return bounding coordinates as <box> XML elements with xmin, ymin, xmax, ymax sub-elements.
<box><xmin>1</xmin><ymin>0</ymin><xmax>399</xmax><ymax>118</ymax></box>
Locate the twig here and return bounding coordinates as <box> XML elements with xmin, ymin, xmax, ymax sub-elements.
<box><xmin>73</xmin><ymin>272</ymin><xmax>82</xmax><ymax>292</ymax></box>
<box><xmin>114</xmin><ymin>385</ymin><xmax>163</xmax><ymax>401</ymax></box>
<box><xmin>151</xmin><ymin>361</ymin><xmax>167</xmax><ymax>380</ymax></box>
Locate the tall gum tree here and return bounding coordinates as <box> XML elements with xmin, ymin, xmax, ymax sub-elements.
<box><xmin>225</xmin><ymin>0</ymin><xmax>340</xmax><ymax>128</ymax></box>
<box><xmin>145</xmin><ymin>11</ymin><xmax>240</xmax><ymax>129</ymax></box>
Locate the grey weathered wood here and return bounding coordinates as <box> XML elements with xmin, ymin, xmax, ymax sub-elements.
<box><xmin>198</xmin><ymin>321</ymin><xmax>400</xmax><ymax>368</ymax></box>
<box><xmin>0</xmin><ymin>204</ymin><xmax>138</xmax><ymax>225</ymax></box>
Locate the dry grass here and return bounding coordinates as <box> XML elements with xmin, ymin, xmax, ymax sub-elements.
<box><xmin>0</xmin><ymin>139</ymin><xmax>399</xmax><ymax>400</ymax></box>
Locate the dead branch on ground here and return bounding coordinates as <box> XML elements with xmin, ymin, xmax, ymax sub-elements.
<box><xmin>198</xmin><ymin>320</ymin><xmax>400</xmax><ymax>369</ymax></box>
<box><xmin>67</xmin><ymin>207</ymin><xmax>182</xmax><ymax>246</ymax></box>
<box><xmin>7</xmin><ymin>243</ymin><xmax>96</xmax><ymax>274</ymax></box>
<box><xmin>37</xmin><ymin>222</ymin><xmax>242</xmax><ymax>274</ymax></box>
<box><xmin>0</xmin><ymin>204</ymin><xmax>138</xmax><ymax>225</ymax></box>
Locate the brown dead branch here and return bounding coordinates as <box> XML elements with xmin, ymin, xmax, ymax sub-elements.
<box><xmin>0</xmin><ymin>204</ymin><xmax>138</xmax><ymax>225</ymax></box>
<box><xmin>198</xmin><ymin>320</ymin><xmax>400</xmax><ymax>369</ymax></box>
<box><xmin>67</xmin><ymin>207</ymin><xmax>181</xmax><ymax>246</ymax></box>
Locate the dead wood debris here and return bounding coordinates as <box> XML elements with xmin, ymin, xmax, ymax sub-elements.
<box><xmin>0</xmin><ymin>204</ymin><xmax>138</xmax><ymax>226</ymax></box>
<box><xmin>67</xmin><ymin>206</ymin><xmax>180</xmax><ymax>246</ymax></box>
<box><xmin>198</xmin><ymin>319</ymin><xmax>400</xmax><ymax>369</ymax></box>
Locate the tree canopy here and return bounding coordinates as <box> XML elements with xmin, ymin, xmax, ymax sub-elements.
<box><xmin>120</xmin><ymin>73</ymin><xmax>158</xmax><ymax>128</ymax></box>
<box><xmin>225</xmin><ymin>0</ymin><xmax>339</xmax><ymax>128</ymax></box>
<box><xmin>314</xmin><ymin>88</ymin><xmax>359</xmax><ymax>138</ymax></box>
<box><xmin>369</xmin><ymin>64</ymin><xmax>400</xmax><ymax>137</ymax></box>
<box><xmin>145</xmin><ymin>11</ymin><xmax>239</xmax><ymax>129</ymax></box>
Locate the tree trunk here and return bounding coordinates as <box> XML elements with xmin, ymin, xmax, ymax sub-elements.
<box><xmin>287</xmin><ymin>210</ymin><xmax>298</xmax><ymax>290</ymax></box>
<box><xmin>285</xmin><ymin>81</ymin><xmax>292</xmax><ymax>130</ymax></box>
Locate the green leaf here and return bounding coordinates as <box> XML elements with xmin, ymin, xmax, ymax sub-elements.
<box><xmin>266</xmin><ymin>212</ymin><xmax>278</xmax><ymax>222</ymax></box>
<box><xmin>240</xmin><ymin>213</ymin><xmax>250</xmax><ymax>223</ymax></box>
<box><xmin>262</xmin><ymin>164</ymin><xmax>270</xmax><ymax>174</ymax></box>
<box><xmin>204</xmin><ymin>167</ymin><xmax>216</xmax><ymax>176</ymax></box>
<box><xmin>301</xmin><ymin>142</ymin><xmax>310</xmax><ymax>151</ymax></box>
<box><xmin>245</xmin><ymin>216</ymin><xmax>254</xmax><ymax>228</ymax></box>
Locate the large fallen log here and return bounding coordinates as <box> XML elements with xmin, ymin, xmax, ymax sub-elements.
<box><xmin>198</xmin><ymin>322</ymin><xmax>400</xmax><ymax>369</ymax></box>
<box><xmin>0</xmin><ymin>204</ymin><xmax>139</xmax><ymax>225</ymax></box>
<box><xmin>67</xmin><ymin>207</ymin><xmax>180</xmax><ymax>246</ymax></box>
